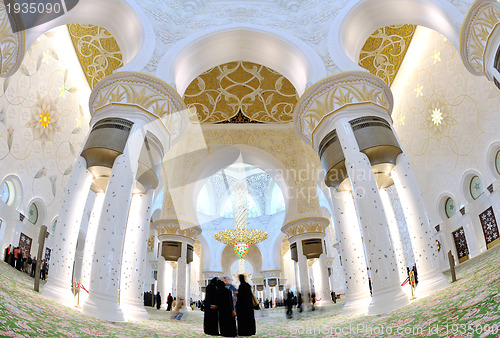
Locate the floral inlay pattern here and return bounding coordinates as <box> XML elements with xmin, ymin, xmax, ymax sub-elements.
<box><xmin>183</xmin><ymin>61</ymin><xmax>298</xmax><ymax>123</ymax></box>
<box><xmin>358</xmin><ymin>25</ymin><xmax>416</xmax><ymax>86</ymax></box>
<box><xmin>67</xmin><ymin>24</ymin><xmax>123</xmax><ymax>89</ymax></box>
<box><xmin>25</xmin><ymin>94</ymin><xmax>61</xmax><ymax>150</ymax></box>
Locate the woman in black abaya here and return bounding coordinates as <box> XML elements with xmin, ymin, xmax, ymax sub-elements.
<box><xmin>204</xmin><ymin>277</ymin><xmax>220</xmax><ymax>335</ymax></box>
<box><xmin>236</xmin><ymin>274</ymin><xmax>256</xmax><ymax>336</ymax></box>
<box><xmin>217</xmin><ymin>279</ymin><xmax>237</xmax><ymax>337</ymax></box>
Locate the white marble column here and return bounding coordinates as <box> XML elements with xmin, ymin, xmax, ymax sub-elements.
<box><xmin>331</xmin><ymin>190</ymin><xmax>371</xmax><ymax>314</ymax></box>
<box><xmin>176</xmin><ymin>242</ymin><xmax>188</xmax><ymax>311</ymax></box>
<box><xmin>79</xmin><ymin>192</ymin><xmax>105</xmax><ymax>306</ymax></box>
<box><xmin>293</xmin><ymin>260</ymin><xmax>299</xmax><ymax>291</ymax></box>
<box><xmin>186</xmin><ymin>260</ymin><xmax>192</xmax><ymax>307</ymax></box>
<box><xmin>317</xmin><ymin>240</ymin><xmax>332</xmax><ymax>305</ymax></box>
<box><xmin>330</xmin><ymin>243</ymin><xmax>346</xmax><ymax>294</ymax></box>
<box><xmin>157</xmin><ymin>256</ymin><xmax>172</xmax><ymax>310</ymax></box>
<box><xmin>82</xmin><ymin>127</ymin><xmax>145</xmax><ymax>322</ymax></box>
<box><xmin>120</xmin><ymin>190</ymin><xmax>154</xmax><ymax>321</ymax></box>
<box><xmin>264</xmin><ymin>279</ymin><xmax>271</xmax><ymax>302</ymax></box>
<box><xmin>392</xmin><ymin>153</ymin><xmax>450</xmax><ymax>297</ymax></box>
<box><xmin>380</xmin><ymin>188</ymin><xmax>408</xmax><ymax>284</ymax></box>
<box><xmin>335</xmin><ymin>118</ymin><xmax>409</xmax><ymax>315</ymax></box>
<box><xmin>296</xmin><ymin>240</ymin><xmax>310</xmax><ymax>298</ymax></box>
<box><xmin>42</xmin><ymin>156</ymin><xmax>93</xmax><ymax>306</ymax></box>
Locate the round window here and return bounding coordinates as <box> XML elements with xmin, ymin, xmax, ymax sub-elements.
<box><xmin>470</xmin><ymin>176</ymin><xmax>483</xmax><ymax>200</ymax></box>
<box><xmin>445</xmin><ymin>197</ymin><xmax>456</xmax><ymax>218</ymax></box>
<box><xmin>28</xmin><ymin>203</ymin><xmax>38</xmax><ymax>224</ymax></box>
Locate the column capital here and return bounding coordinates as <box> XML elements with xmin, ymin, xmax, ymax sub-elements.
<box><xmin>260</xmin><ymin>270</ymin><xmax>282</xmax><ymax>279</ymax></box>
<box><xmin>460</xmin><ymin>0</ymin><xmax>500</xmax><ymax>76</ymax></box>
<box><xmin>281</xmin><ymin>216</ymin><xmax>329</xmax><ymax>242</ymax></box>
<box><xmin>0</xmin><ymin>2</ymin><xmax>25</xmax><ymax>77</ymax></box>
<box><xmin>89</xmin><ymin>71</ymin><xmax>189</xmax><ymax>149</ymax></box>
<box><xmin>293</xmin><ymin>71</ymin><xmax>393</xmax><ymax>149</ymax></box>
<box><xmin>153</xmin><ymin>219</ymin><xmax>202</xmax><ymax>242</ymax></box>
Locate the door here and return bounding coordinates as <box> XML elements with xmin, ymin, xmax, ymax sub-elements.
<box><xmin>479</xmin><ymin>206</ymin><xmax>500</xmax><ymax>249</ymax></box>
<box><xmin>452</xmin><ymin>227</ymin><xmax>469</xmax><ymax>263</ymax></box>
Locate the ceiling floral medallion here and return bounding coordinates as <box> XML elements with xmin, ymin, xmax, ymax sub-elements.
<box><xmin>422</xmin><ymin>97</ymin><xmax>457</xmax><ymax>147</ymax></box>
<box><xmin>183</xmin><ymin>61</ymin><xmax>298</xmax><ymax>123</ymax></box>
<box><xmin>359</xmin><ymin>25</ymin><xmax>416</xmax><ymax>87</ymax></box>
<box><xmin>67</xmin><ymin>24</ymin><xmax>123</xmax><ymax>89</ymax></box>
<box><xmin>25</xmin><ymin>93</ymin><xmax>61</xmax><ymax>150</ymax></box>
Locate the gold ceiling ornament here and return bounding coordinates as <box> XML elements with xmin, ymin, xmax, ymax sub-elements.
<box><xmin>153</xmin><ymin>219</ymin><xmax>202</xmax><ymax>240</ymax></box>
<box><xmin>281</xmin><ymin>217</ymin><xmax>330</xmax><ymax>241</ymax></box>
<box><xmin>68</xmin><ymin>24</ymin><xmax>123</xmax><ymax>88</ymax></box>
<box><xmin>194</xmin><ymin>239</ymin><xmax>202</xmax><ymax>257</ymax></box>
<box><xmin>460</xmin><ymin>0</ymin><xmax>500</xmax><ymax>75</ymax></box>
<box><xmin>147</xmin><ymin>236</ymin><xmax>155</xmax><ymax>253</ymax></box>
<box><xmin>0</xmin><ymin>1</ymin><xmax>25</xmax><ymax>77</ymax></box>
<box><xmin>183</xmin><ymin>61</ymin><xmax>299</xmax><ymax>123</ymax></box>
<box><xmin>359</xmin><ymin>25</ymin><xmax>416</xmax><ymax>87</ymax></box>
<box><xmin>293</xmin><ymin>71</ymin><xmax>393</xmax><ymax>147</ymax></box>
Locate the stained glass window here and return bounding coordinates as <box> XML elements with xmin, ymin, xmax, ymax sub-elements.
<box><xmin>28</xmin><ymin>203</ymin><xmax>38</xmax><ymax>224</ymax></box>
<box><xmin>445</xmin><ymin>197</ymin><xmax>456</xmax><ymax>218</ymax></box>
<box><xmin>470</xmin><ymin>176</ymin><xmax>483</xmax><ymax>200</ymax></box>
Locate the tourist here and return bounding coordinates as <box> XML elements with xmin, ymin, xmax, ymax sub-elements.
<box><xmin>4</xmin><ymin>244</ymin><xmax>11</xmax><ymax>262</ymax></box>
<box><xmin>204</xmin><ymin>277</ymin><xmax>220</xmax><ymax>335</ymax></box>
<box><xmin>297</xmin><ymin>292</ymin><xmax>303</xmax><ymax>313</ymax></box>
<box><xmin>285</xmin><ymin>289</ymin><xmax>293</xmax><ymax>319</ymax></box>
<box><xmin>217</xmin><ymin>278</ymin><xmax>237</xmax><ymax>337</ymax></box>
<box><xmin>236</xmin><ymin>274</ymin><xmax>256</xmax><ymax>336</ymax></box>
<box><xmin>166</xmin><ymin>293</ymin><xmax>173</xmax><ymax>311</ymax></box>
<box><xmin>31</xmin><ymin>257</ymin><xmax>36</xmax><ymax>277</ymax></box>
<box><xmin>156</xmin><ymin>292</ymin><xmax>161</xmax><ymax>310</ymax></box>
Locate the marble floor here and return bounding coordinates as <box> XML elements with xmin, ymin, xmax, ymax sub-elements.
<box><xmin>0</xmin><ymin>245</ymin><xmax>499</xmax><ymax>337</ymax></box>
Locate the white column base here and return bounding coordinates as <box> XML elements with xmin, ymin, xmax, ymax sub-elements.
<box><xmin>82</xmin><ymin>290</ymin><xmax>125</xmax><ymax>322</ymax></box>
<box><xmin>121</xmin><ymin>297</ymin><xmax>150</xmax><ymax>321</ymax></box>
<box><xmin>342</xmin><ymin>291</ymin><xmax>371</xmax><ymax>315</ymax></box>
<box><xmin>41</xmin><ymin>277</ymin><xmax>76</xmax><ymax>307</ymax></box>
<box><xmin>415</xmin><ymin>269</ymin><xmax>450</xmax><ymax>298</ymax></box>
<box><xmin>367</xmin><ymin>285</ymin><xmax>409</xmax><ymax>316</ymax></box>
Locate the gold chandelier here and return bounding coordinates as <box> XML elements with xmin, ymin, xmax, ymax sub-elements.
<box><xmin>214</xmin><ymin>179</ymin><xmax>268</xmax><ymax>271</ymax></box>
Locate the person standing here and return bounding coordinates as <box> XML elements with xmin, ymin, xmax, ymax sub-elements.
<box><xmin>285</xmin><ymin>289</ymin><xmax>293</xmax><ymax>319</ymax></box>
<box><xmin>4</xmin><ymin>244</ymin><xmax>11</xmax><ymax>262</ymax></box>
<box><xmin>236</xmin><ymin>274</ymin><xmax>255</xmax><ymax>336</ymax></box>
<box><xmin>204</xmin><ymin>277</ymin><xmax>220</xmax><ymax>336</ymax></box>
<box><xmin>217</xmin><ymin>279</ymin><xmax>237</xmax><ymax>337</ymax></box>
<box><xmin>156</xmin><ymin>292</ymin><xmax>161</xmax><ymax>310</ymax></box>
<box><xmin>166</xmin><ymin>293</ymin><xmax>173</xmax><ymax>311</ymax></box>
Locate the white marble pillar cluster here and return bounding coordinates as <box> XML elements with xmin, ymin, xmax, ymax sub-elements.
<box><xmin>43</xmin><ymin>72</ymin><xmax>188</xmax><ymax>322</ymax></box>
<box><xmin>334</xmin><ymin>118</ymin><xmax>409</xmax><ymax>315</ymax></box>
<box><xmin>317</xmin><ymin>240</ymin><xmax>333</xmax><ymax>305</ymax></box>
<box><xmin>153</xmin><ymin>219</ymin><xmax>202</xmax><ymax>313</ymax></box>
<box><xmin>120</xmin><ymin>190</ymin><xmax>155</xmax><ymax>321</ymax></box>
<box><xmin>330</xmin><ymin>190</ymin><xmax>371</xmax><ymax>314</ymax></box>
<box><xmin>42</xmin><ymin>156</ymin><xmax>93</xmax><ymax>306</ymax></box>
<box><xmin>392</xmin><ymin>153</ymin><xmax>450</xmax><ymax>296</ymax></box>
<box><xmin>281</xmin><ymin>217</ymin><xmax>330</xmax><ymax>301</ymax></box>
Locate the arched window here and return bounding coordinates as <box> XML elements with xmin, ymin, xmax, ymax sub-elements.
<box><xmin>469</xmin><ymin>176</ymin><xmax>483</xmax><ymax>200</ymax></box>
<box><xmin>28</xmin><ymin>203</ymin><xmax>39</xmax><ymax>224</ymax></box>
<box><xmin>1</xmin><ymin>182</ymin><xmax>10</xmax><ymax>204</ymax></box>
<box><xmin>495</xmin><ymin>150</ymin><xmax>500</xmax><ymax>176</ymax></box>
<box><xmin>444</xmin><ymin>197</ymin><xmax>456</xmax><ymax>218</ymax></box>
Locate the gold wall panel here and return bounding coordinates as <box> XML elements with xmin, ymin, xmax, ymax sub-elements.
<box><xmin>359</xmin><ymin>25</ymin><xmax>416</xmax><ymax>87</ymax></box>
<box><xmin>68</xmin><ymin>24</ymin><xmax>123</xmax><ymax>89</ymax></box>
<box><xmin>183</xmin><ymin>61</ymin><xmax>299</xmax><ymax>123</ymax></box>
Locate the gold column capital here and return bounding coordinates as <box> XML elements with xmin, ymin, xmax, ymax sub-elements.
<box><xmin>281</xmin><ymin>216</ymin><xmax>329</xmax><ymax>242</ymax></box>
<box><xmin>460</xmin><ymin>0</ymin><xmax>500</xmax><ymax>76</ymax></box>
<box><xmin>153</xmin><ymin>219</ymin><xmax>202</xmax><ymax>241</ymax></box>
<box><xmin>293</xmin><ymin>71</ymin><xmax>393</xmax><ymax>149</ymax></box>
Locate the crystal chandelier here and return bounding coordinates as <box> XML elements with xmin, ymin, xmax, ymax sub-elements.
<box><xmin>214</xmin><ymin>180</ymin><xmax>268</xmax><ymax>273</ymax></box>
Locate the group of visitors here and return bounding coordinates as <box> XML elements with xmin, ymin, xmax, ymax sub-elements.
<box><xmin>204</xmin><ymin>274</ymin><xmax>256</xmax><ymax>337</ymax></box>
<box><xmin>3</xmin><ymin>244</ymin><xmax>48</xmax><ymax>279</ymax></box>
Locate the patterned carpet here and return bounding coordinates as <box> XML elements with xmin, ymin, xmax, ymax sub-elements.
<box><xmin>0</xmin><ymin>245</ymin><xmax>499</xmax><ymax>337</ymax></box>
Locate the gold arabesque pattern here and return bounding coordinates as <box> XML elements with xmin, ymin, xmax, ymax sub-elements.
<box><xmin>0</xmin><ymin>1</ymin><xmax>25</xmax><ymax>77</ymax></box>
<box><xmin>68</xmin><ymin>24</ymin><xmax>123</xmax><ymax>88</ymax></box>
<box><xmin>156</xmin><ymin>223</ymin><xmax>200</xmax><ymax>239</ymax></box>
<box><xmin>183</xmin><ymin>61</ymin><xmax>298</xmax><ymax>123</ymax></box>
<box><xmin>359</xmin><ymin>25</ymin><xmax>416</xmax><ymax>86</ymax></box>
<box><xmin>460</xmin><ymin>0</ymin><xmax>500</xmax><ymax>75</ymax></box>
